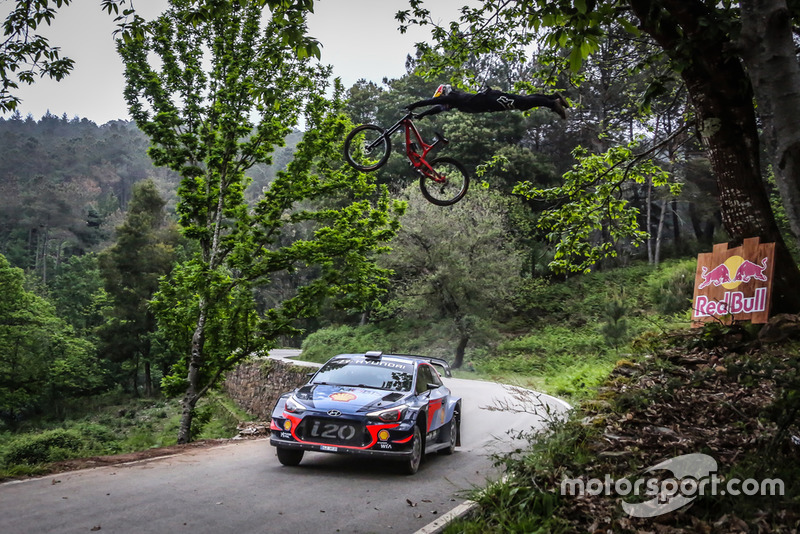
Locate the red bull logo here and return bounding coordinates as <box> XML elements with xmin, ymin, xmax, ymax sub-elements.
<box><xmin>694</xmin><ymin>287</ymin><xmax>768</xmax><ymax>317</ymax></box>
<box><xmin>692</xmin><ymin>238</ymin><xmax>775</xmax><ymax>326</ymax></box>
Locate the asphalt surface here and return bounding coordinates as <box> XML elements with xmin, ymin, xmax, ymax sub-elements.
<box><xmin>0</xmin><ymin>357</ymin><xmax>569</xmax><ymax>534</ymax></box>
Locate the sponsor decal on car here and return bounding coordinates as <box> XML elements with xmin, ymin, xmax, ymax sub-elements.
<box><xmin>350</xmin><ymin>358</ymin><xmax>409</xmax><ymax>370</ymax></box>
<box><xmin>329</xmin><ymin>391</ymin><xmax>357</xmax><ymax>402</ymax></box>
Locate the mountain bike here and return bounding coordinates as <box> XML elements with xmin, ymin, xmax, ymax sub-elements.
<box><xmin>344</xmin><ymin>112</ymin><xmax>469</xmax><ymax>206</ymax></box>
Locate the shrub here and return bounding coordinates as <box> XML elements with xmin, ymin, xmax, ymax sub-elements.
<box><xmin>4</xmin><ymin>429</ymin><xmax>87</xmax><ymax>465</ymax></box>
<box><xmin>300</xmin><ymin>320</ymin><xmax>460</xmax><ymax>364</ymax></box>
<box><xmin>514</xmin><ymin>262</ymin><xmax>657</xmax><ymax>326</ymax></box>
<box><xmin>644</xmin><ymin>258</ymin><xmax>696</xmax><ymax>314</ymax></box>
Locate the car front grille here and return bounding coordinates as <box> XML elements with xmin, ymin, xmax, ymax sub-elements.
<box><xmin>296</xmin><ymin>417</ymin><xmax>366</xmax><ymax>447</ymax></box>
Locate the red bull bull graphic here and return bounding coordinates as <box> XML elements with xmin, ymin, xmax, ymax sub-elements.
<box><xmin>692</xmin><ymin>238</ymin><xmax>775</xmax><ymax>326</ymax></box>
<box><xmin>698</xmin><ymin>257</ymin><xmax>769</xmax><ymax>290</ymax></box>
<box><xmin>733</xmin><ymin>258</ymin><xmax>769</xmax><ymax>284</ymax></box>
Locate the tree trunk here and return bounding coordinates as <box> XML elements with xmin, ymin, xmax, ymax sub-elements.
<box><xmin>177</xmin><ymin>394</ymin><xmax>197</xmax><ymax>445</ymax></box>
<box><xmin>41</xmin><ymin>225</ymin><xmax>49</xmax><ymax>284</ymax></box>
<box><xmin>453</xmin><ymin>334</ymin><xmax>468</xmax><ymax>369</ymax></box>
<box><xmin>646</xmin><ymin>177</ymin><xmax>653</xmax><ymax>264</ymax></box>
<box><xmin>131</xmin><ymin>355</ymin><xmax>139</xmax><ymax>398</ymax></box>
<box><xmin>671</xmin><ymin>199</ymin><xmax>681</xmax><ymax>253</ymax></box>
<box><xmin>739</xmin><ymin>0</ymin><xmax>800</xmax><ymax>249</ymax></box>
<box><xmin>177</xmin><ymin>300</ymin><xmax>207</xmax><ymax>444</ymax></box>
<box><xmin>654</xmin><ymin>199</ymin><xmax>667</xmax><ymax>267</ymax></box>
<box><xmin>630</xmin><ymin>0</ymin><xmax>800</xmax><ymax>313</ymax></box>
<box><xmin>144</xmin><ymin>362</ymin><xmax>152</xmax><ymax>397</ymax></box>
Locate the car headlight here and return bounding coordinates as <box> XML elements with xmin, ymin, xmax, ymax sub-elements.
<box><xmin>367</xmin><ymin>404</ymin><xmax>408</xmax><ymax>423</ymax></box>
<box><xmin>284</xmin><ymin>396</ymin><xmax>306</xmax><ymax>414</ymax></box>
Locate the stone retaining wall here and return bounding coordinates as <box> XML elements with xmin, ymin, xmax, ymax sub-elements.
<box><xmin>222</xmin><ymin>359</ymin><xmax>312</xmax><ymax>419</ymax></box>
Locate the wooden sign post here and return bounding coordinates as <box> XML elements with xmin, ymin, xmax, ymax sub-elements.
<box><xmin>691</xmin><ymin>237</ymin><xmax>775</xmax><ymax>327</ymax></box>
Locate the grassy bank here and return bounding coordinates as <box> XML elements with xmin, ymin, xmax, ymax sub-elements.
<box><xmin>0</xmin><ymin>392</ymin><xmax>250</xmax><ymax>480</ymax></box>
<box><xmin>444</xmin><ymin>325</ymin><xmax>800</xmax><ymax>532</ymax></box>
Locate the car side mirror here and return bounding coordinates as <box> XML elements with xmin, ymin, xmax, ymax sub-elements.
<box><xmin>427</xmin><ymin>382</ymin><xmax>440</xmax><ymax>390</ymax></box>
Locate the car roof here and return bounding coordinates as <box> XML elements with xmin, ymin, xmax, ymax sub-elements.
<box><xmin>330</xmin><ymin>352</ymin><xmax>452</xmax><ymax>377</ymax></box>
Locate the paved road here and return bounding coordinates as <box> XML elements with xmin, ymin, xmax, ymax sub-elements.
<box><xmin>0</xmin><ymin>362</ymin><xmax>569</xmax><ymax>534</ymax></box>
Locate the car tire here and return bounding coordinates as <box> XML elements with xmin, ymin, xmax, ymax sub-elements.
<box><xmin>441</xmin><ymin>413</ymin><xmax>459</xmax><ymax>455</ymax></box>
<box><xmin>276</xmin><ymin>447</ymin><xmax>304</xmax><ymax>466</ymax></box>
<box><xmin>404</xmin><ymin>425</ymin><xmax>423</xmax><ymax>475</ymax></box>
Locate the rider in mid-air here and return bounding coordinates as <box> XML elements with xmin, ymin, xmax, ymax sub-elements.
<box><xmin>406</xmin><ymin>84</ymin><xmax>569</xmax><ymax>120</ymax></box>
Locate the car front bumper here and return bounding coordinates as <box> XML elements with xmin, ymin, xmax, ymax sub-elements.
<box><xmin>269</xmin><ymin>433</ymin><xmax>415</xmax><ymax>460</ymax></box>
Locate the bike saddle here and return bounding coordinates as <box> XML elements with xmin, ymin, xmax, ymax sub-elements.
<box><xmin>434</xmin><ymin>131</ymin><xmax>449</xmax><ymax>145</ymax></box>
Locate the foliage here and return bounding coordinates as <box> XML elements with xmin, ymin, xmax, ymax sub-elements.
<box><xmin>517</xmin><ymin>142</ymin><xmax>677</xmax><ymax>273</ymax></box>
<box><xmin>0</xmin><ymin>391</ymin><xmax>246</xmax><ymax>477</ymax></box>
<box><xmin>512</xmin><ymin>259</ymin><xmax>694</xmax><ymax>328</ymax></box>
<box><xmin>399</xmin><ymin>0</ymin><xmax>800</xmax><ymax>312</ymax></box>
<box><xmin>474</xmin><ymin>324</ymin><xmax>613</xmax><ymax>398</ymax></box>
<box><xmin>119</xmin><ymin>0</ymin><xmax>402</xmax><ymax>442</ymax></box>
<box><xmin>449</xmin><ymin>331</ymin><xmax>800</xmax><ymax>531</ymax></box>
<box><xmin>600</xmin><ymin>296</ymin><xmax>628</xmax><ymax>350</ymax></box>
<box><xmin>305</xmin><ymin>259</ymin><xmax>696</xmax><ymax>398</ymax></box>
<box><xmin>643</xmin><ymin>258</ymin><xmax>696</xmax><ymax>315</ymax></box>
<box><xmin>767</xmin><ymin>170</ymin><xmax>800</xmax><ymax>264</ymax></box>
<box><xmin>0</xmin><ymin>115</ymin><xmax>161</xmax><ymax>278</ymax></box>
<box><xmin>1</xmin><ymin>0</ymin><xmax>321</xmax><ymax>113</ymax></box>
<box><xmin>447</xmin><ymin>416</ymin><xmax>594</xmax><ymax>534</ymax></box>
<box><xmin>98</xmin><ymin>179</ymin><xmax>179</xmax><ymax>394</ymax></box>
<box><xmin>0</xmin><ymin>0</ymin><xmax>75</xmax><ymax>112</ymax></box>
<box><xmin>49</xmin><ymin>254</ymin><xmax>108</xmax><ymax>337</ymax></box>
<box><xmin>0</xmin><ymin>253</ymin><xmax>105</xmax><ymax>425</ymax></box>
<box><xmin>2</xmin><ymin>425</ymin><xmax>115</xmax><ymax>465</ymax></box>
<box><xmin>300</xmin><ymin>321</ymin><xmax>459</xmax><ymax>364</ymax></box>
<box><xmin>381</xmin><ymin>187</ymin><xmax>524</xmax><ymax>367</ymax></box>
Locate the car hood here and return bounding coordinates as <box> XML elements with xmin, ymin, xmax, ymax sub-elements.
<box><xmin>295</xmin><ymin>384</ymin><xmax>408</xmax><ymax>413</ymax></box>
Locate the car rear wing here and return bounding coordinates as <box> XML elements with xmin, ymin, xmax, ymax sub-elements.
<box><xmin>425</xmin><ymin>357</ymin><xmax>452</xmax><ymax>378</ymax></box>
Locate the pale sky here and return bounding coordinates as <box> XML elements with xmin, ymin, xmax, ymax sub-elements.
<box><xmin>1</xmin><ymin>0</ymin><xmax>466</xmax><ymax>125</ymax></box>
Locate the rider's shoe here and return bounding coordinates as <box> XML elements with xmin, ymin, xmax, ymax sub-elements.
<box><xmin>552</xmin><ymin>98</ymin><xmax>567</xmax><ymax>120</ymax></box>
<box><xmin>550</xmin><ymin>92</ymin><xmax>569</xmax><ymax>119</ymax></box>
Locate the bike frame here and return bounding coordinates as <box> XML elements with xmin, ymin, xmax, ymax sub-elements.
<box><xmin>374</xmin><ymin>112</ymin><xmax>445</xmax><ymax>182</ymax></box>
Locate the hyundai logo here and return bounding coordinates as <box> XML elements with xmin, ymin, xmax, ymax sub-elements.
<box><xmin>327</xmin><ymin>410</ymin><xmax>342</xmax><ymax>417</ymax></box>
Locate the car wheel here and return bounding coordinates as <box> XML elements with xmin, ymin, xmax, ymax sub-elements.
<box><xmin>441</xmin><ymin>413</ymin><xmax>459</xmax><ymax>455</ymax></box>
<box><xmin>404</xmin><ymin>425</ymin><xmax>423</xmax><ymax>475</ymax></box>
<box><xmin>276</xmin><ymin>447</ymin><xmax>304</xmax><ymax>466</ymax></box>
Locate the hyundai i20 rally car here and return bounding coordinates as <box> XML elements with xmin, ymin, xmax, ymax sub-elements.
<box><xmin>270</xmin><ymin>351</ymin><xmax>461</xmax><ymax>474</ymax></box>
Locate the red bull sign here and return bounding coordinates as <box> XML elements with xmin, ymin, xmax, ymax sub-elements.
<box><xmin>692</xmin><ymin>238</ymin><xmax>775</xmax><ymax>326</ymax></box>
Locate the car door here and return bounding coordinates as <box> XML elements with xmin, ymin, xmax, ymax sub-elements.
<box><xmin>416</xmin><ymin>363</ymin><xmax>450</xmax><ymax>438</ymax></box>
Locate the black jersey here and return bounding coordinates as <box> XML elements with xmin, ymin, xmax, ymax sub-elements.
<box><xmin>407</xmin><ymin>89</ymin><xmax>558</xmax><ymax>117</ymax></box>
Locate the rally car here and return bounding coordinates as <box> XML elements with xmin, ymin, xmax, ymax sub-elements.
<box><xmin>269</xmin><ymin>351</ymin><xmax>461</xmax><ymax>474</ymax></box>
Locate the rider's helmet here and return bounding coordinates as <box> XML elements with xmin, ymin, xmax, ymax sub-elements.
<box><xmin>433</xmin><ymin>84</ymin><xmax>452</xmax><ymax>98</ymax></box>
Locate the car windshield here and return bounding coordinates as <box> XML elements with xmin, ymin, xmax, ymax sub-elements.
<box><xmin>312</xmin><ymin>358</ymin><xmax>414</xmax><ymax>392</ymax></box>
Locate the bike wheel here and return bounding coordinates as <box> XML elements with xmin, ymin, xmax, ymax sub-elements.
<box><xmin>418</xmin><ymin>157</ymin><xmax>469</xmax><ymax>206</ymax></box>
<box><xmin>344</xmin><ymin>124</ymin><xmax>391</xmax><ymax>172</ymax></box>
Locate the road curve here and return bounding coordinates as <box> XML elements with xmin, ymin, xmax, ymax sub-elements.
<box><xmin>0</xmin><ymin>368</ymin><xmax>568</xmax><ymax>534</ymax></box>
